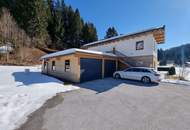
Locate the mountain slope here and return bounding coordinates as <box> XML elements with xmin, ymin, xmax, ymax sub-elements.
<box><xmin>158</xmin><ymin>44</ymin><xmax>190</xmax><ymax>65</ymax></box>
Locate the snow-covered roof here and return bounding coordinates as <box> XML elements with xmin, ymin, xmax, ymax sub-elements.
<box><xmin>82</xmin><ymin>26</ymin><xmax>165</xmax><ymax>48</ymax></box>
<box><xmin>41</xmin><ymin>48</ymin><xmax>117</xmax><ymax>59</ymax></box>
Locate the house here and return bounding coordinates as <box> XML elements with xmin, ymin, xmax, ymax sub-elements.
<box><xmin>41</xmin><ymin>26</ymin><xmax>165</xmax><ymax>83</ymax></box>
<box><xmin>0</xmin><ymin>42</ymin><xmax>13</xmax><ymax>54</ymax></box>
<box><xmin>82</xmin><ymin>26</ymin><xmax>165</xmax><ymax>69</ymax></box>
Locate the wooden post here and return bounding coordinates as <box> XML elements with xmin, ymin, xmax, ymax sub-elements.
<box><xmin>116</xmin><ymin>59</ymin><xmax>118</xmax><ymax>71</ymax></box>
<box><xmin>102</xmin><ymin>59</ymin><xmax>105</xmax><ymax>79</ymax></box>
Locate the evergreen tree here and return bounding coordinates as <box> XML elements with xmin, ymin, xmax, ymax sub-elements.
<box><xmin>81</xmin><ymin>22</ymin><xmax>98</xmax><ymax>45</ymax></box>
<box><xmin>14</xmin><ymin>0</ymin><xmax>49</xmax><ymax>47</ymax></box>
<box><xmin>63</xmin><ymin>5</ymin><xmax>74</xmax><ymax>48</ymax></box>
<box><xmin>0</xmin><ymin>0</ymin><xmax>13</xmax><ymax>10</ymax></box>
<box><xmin>158</xmin><ymin>48</ymin><xmax>164</xmax><ymax>61</ymax></box>
<box><xmin>105</xmin><ymin>27</ymin><xmax>118</xmax><ymax>39</ymax></box>
<box><xmin>71</xmin><ymin>9</ymin><xmax>83</xmax><ymax>48</ymax></box>
<box><xmin>0</xmin><ymin>0</ymin><xmax>99</xmax><ymax>49</ymax></box>
<box><xmin>47</xmin><ymin>0</ymin><xmax>65</xmax><ymax>49</ymax></box>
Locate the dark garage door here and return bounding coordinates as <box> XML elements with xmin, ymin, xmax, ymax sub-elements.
<box><xmin>80</xmin><ymin>58</ymin><xmax>102</xmax><ymax>82</ymax></box>
<box><xmin>104</xmin><ymin>60</ymin><xmax>116</xmax><ymax>77</ymax></box>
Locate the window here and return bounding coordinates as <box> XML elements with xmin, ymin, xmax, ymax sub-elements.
<box><xmin>133</xmin><ymin>68</ymin><xmax>141</xmax><ymax>72</ymax></box>
<box><xmin>125</xmin><ymin>68</ymin><xmax>133</xmax><ymax>72</ymax></box>
<box><xmin>136</xmin><ymin>41</ymin><xmax>144</xmax><ymax>50</ymax></box>
<box><xmin>44</xmin><ymin>61</ymin><xmax>47</xmax><ymax>69</ymax></box>
<box><xmin>125</xmin><ymin>68</ymin><xmax>139</xmax><ymax>72</ymax></box>
<box><xmin>113</xmin><ymin>47</ymin><xmax>116</xmax><ymax>54</ymax></box>
<box><xmin>142</xmin><ymin>69</ymin><xmax>151</xmax><ymax>73</ymax></box>
<box><xmin>65</xmin><ymin>60</ymin><xmax>70</xmax><ymax>72</ymax></box>
<box><xmin>52</xmin><ymin>61</ymin><xmax>56</xmax><ymax>71</ymax></box>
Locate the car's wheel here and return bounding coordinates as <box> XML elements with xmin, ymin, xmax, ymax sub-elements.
<box><xmin>141</xmin><ymin>76</ymin><xmax>151</xmax><ymax>83</ymax></box>
<box><xmin>114</xmin><ymin>74</ymin><xmax>121</xmax><ymax>79</ymax></box>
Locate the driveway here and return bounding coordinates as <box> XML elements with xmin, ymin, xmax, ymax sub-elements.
<box><xmin>17</xmin><ymin>78</ymin><xmax>190</xmax><ymax>130</ymax></box>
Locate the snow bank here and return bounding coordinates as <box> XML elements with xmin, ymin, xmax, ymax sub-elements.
<box><xmin>161</xmin><ymin>67</ymin><xmax>190</xmax><ymax>86</ymax></box>
<box><xmin>162</xmin><ymin>79</ymin><xmax>190</xmax><ymax>86</ymax></box>
<box><xmin>0</xmin><ymin>66</ymin><xmax>79</xmax><ymax>130</ymax></box>
<box><xmin>175</xmin><ymin>67</ymin><xmax>190</xmax><ymax>81</ymax></box>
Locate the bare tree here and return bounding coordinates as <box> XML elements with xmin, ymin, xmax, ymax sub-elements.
<box><xmin>178</xmin><ymin>65</ymin><xmax>190</xmax><ymax>80</ymax></box>
<box><xmin>0</xmin><ymin>8</ymin><xmax>33</xmax><ymax>62</ymax></box>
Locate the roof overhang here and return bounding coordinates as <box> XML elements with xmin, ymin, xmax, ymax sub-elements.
<box><xmin>40</xmin><ymin>48</ymin><xmax>117</xmax><ymax>60</ymax></box>
<box><xmin>152</xmin><ymin>26</ymin><xmax>165</xmax><ymax>44</ymax></box>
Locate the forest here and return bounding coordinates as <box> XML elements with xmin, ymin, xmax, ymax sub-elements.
<box><xmin>158</xmin><ymin>44</ymin><xmax>190</xmax><ymax>65</ymax></box>
<box><xmin>0</xmin><ymin>0</ymin><xmax>98</xmax><ymax>50</ymax></box>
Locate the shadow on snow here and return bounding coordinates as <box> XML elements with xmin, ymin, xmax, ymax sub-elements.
<box><xmin>12</xmin><ymin>71</ymin><xmax>63</xmax><ymax>87</ymax></box>
<box><xmin>12</xmin><ymin>71</ymin><xmax>158</xmax><ymax>93</ymax></box>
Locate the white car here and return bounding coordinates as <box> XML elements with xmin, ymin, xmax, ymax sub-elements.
<box><xmin>113</xmin><ymin>67</ymin><xmax>161</xmax><ymax>83</ymax></box>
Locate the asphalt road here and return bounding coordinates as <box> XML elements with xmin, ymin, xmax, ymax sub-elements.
<box><xmin>17</xmin><ymin>78</ymin><xmax>190</xmax><ymax>130</ymax></box>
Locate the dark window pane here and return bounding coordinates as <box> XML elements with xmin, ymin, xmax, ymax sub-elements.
<box><xmin>65</xmin><ymin>60</ymin><xmax>70</xmax><ymax>72</ymax></box>
<box><xmin>142</xmin><ymin>69</ymin><xmax>151</xmax><ymax>73</ymax></box>
<box><xmin>125</xmin><ymin>68</ymin><xmax>133</xmax><ymax>72</ymax></box>
<box><xmin>136</xmin><ymin>41</ymin><xmax>144</xmax><ymax>50</ymax></box>
<box><xmin>52</xmin><ymin>61</ymin><xmax>56</xmax><ymax>71</ymax></box>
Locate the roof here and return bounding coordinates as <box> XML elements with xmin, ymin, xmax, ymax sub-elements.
<box><xmin>41</xmin><ymin>48</ymin><xmax>117</xmax><ymax>59</ymax></box>
<box><xmin>82</xmin><ymin>26</ymin><xmax>165</xmax><ymax>48</ymax></box>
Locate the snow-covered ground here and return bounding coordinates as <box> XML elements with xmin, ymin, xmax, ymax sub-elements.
<box><xmin>175</xmin><ymin>67</ymin><xmax>190</xmax><ymax>81</ymax></box>
<box><xmin>161</xmin><ymin>67</ymin><xmax>190</xmax><ymax>86</ymax></box>
<box><xmin>0</xmin><ymin>66</ymin><xmax>79</xmax><ymax>130</ymax></box>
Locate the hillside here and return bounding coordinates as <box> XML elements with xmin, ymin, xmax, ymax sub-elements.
<box><xmin>0</xmin><ymin>0</ymin><xmax>98</xmax><ymax>66</ymax></box>
<box><xmin>158</xmin><ymin>44</ymin><xmax>190</xmax><ymax>65</ymax></box>
<box><xmin>0</xmin><ymin>47</ymin><xmax>47</xmax><ymax>65</ymax></box>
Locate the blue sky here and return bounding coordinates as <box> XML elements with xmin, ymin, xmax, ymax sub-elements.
<box><xmin>65</xmin><ymin>0</ymin><xmax>190</xmax><ymax>49</ymax></box>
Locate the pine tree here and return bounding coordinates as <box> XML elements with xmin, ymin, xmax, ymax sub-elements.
<box><xmin>81</xmin><ymin>22</ymin><xmax>98</xmax><ymax>45</ymax></box>
<box><xmin>105</xmin><ymin>27</ymin><xmax>118</xmax><ymax>39</ymax></box>
<box><xmin>14</xmin><ymin>0</ymin><xmax>49</xmax><ymax>47</ymax></box>
<box><xmin>0</xmin><ymin>0</ymin><xmax>99</xmax><ymax>49</ymax></box>
<box><xmin>71</xmin><ymin>9</ymin><xmax>83</xmax><ymax>48</ymax></box>
<box><xmin>47</xmin><ymin>0</ymin><xmax>65</xmax><ymax>49</ymax></box>
<box><xmin>0</xmin><ymin>0</ymin><xmax>13</xmax><ymax>9</ymax></box>
<box><xmin>63</xmin><ymin>5</ymin><xmax>74</xmax><ymax>48</ymax></box>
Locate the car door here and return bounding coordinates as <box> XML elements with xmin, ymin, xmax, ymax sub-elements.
<box><xmin>141</xmin><ymin>69</ymin><xmax>152</xmax><ymax>79</ymax></box>
<box><xmin>130</xmin><ymin>68</ymin><xmax>141</xmax><ymax>80</ymax></box>
<box><xmin>127</xmin><ymin>68</ymin><xmax>143</xmax><ymax>80</ymax></box>
<box><xmin>123</xmin><ymin>68</ymin><xmax>134</xmax><ymax>79</ymax></box>
<box><xmin>135</xmin><ymin>68</ymin><xmax>144</xmax><ymax>80</ymax></box>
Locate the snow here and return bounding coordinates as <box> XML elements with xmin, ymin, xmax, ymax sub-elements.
<box><xmin>0</xmin><ymin>45</ymin><xmax>13</xmax><ymax>54</ymax></box>
<box><xmin>161</xmin><ymin>67</ymin><xmax>190</xmax><ymax>86</ymax></box>
<box><xmin>161</xmin><ymin>79</ymin><xmax>190</xmax><ymax>86</ymax></box>
<box><xmin>41</xmin><ymin>48</ymin><xmax>116</xmax><ymax>59</ymax></box>
<box><xmin>175</xmin><ymin>67</ymin><xmax>190</xmax><ymax>81</ymax></box>
<box><xmin>0</xmin><ymin>66</ymin><xmax>79</xmax><ymax>130</ymax></box>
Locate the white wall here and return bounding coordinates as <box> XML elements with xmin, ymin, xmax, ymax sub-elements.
<box><xmin>87</xmin><ymin>34</ymin><xmax>157</xmax><ymax>57</ymax></box>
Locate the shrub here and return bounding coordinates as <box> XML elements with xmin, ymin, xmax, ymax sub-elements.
<box><xmin>168</xmin><ymin>67</ymin><xmax>176</xmax><ymax>75</ymax></box>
